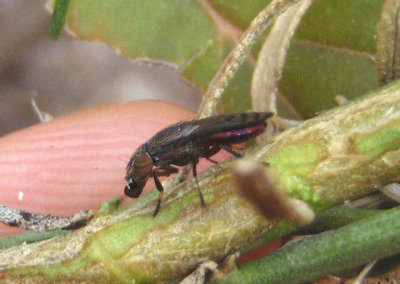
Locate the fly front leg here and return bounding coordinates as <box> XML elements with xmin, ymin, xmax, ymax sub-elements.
<box><xmin>192</xmin><ymin>159</ymin><xmax>206</xmax><ymax>207</ymax></box>
<box><xmin>152</xmin><ymin>166</ymin><xmax>179</xmax><ymax>217</ymax></box>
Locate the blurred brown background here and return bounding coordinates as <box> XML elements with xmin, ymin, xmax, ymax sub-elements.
<box><xmin>0</xmin><ymin>0</ymin><xmax>201</xmax><ymax>136</ymax></box>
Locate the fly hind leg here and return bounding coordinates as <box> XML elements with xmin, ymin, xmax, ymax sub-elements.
<box><xmin>152</xmin><ymin>166</ymin><xmax>179</xmax><ymax>216</ymax></box>
<box><xmin>221</xmin><ymin>145</ymin><xmax>242</xmax><ymax>157</ymax></box>
<box><xmin>221</xmin><ymin>145</ymin><xmax>269</xmax><ymax>166</ymax></box>
<box><xmin>206</xmin><ymin>157</ymin><xmax>218</xmax><ymax>164</ymax></box>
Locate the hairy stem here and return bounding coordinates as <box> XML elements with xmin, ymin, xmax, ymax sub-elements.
<box><xmin>0</xmin><ymin>81</ymin><xmax>399</xmax><ymax>282</ymax></box>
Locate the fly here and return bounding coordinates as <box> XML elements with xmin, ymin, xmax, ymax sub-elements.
<box><xmin>124</xmin><ymin>112</ymin><xmax>274</xmax><ymax>216</ymax></box>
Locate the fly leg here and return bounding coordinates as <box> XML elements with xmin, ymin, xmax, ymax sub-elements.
<box><xmin>192</xmin><ymin>160</ymin><xmax>206</xmax><ymax>207</ymax></box>
<box><xmin>221</xmin><ymin>145</ymin><xmax>269</xmax><ymax>166</ymax></box>
<box><xmin>204</xmin><ymin>145</ymin><xmax>220</xmax><ymax>164</ymax></box>
<box><xmin>152</xmin><ymin>166</ymin><xmax>179</xmax><ymax>216</ymax></box>
<box><xmin>221</xmin><ymin>145</ymin><xmax>242</xmax><ymax>157</ymax></box>
<box><xmin>206</xmin><ymin>157</ymin><xmax>219</xmax><ymax>164</ymax></box>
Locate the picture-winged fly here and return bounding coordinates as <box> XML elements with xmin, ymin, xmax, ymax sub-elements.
<box><xmin>124</xmin><ymin>112</ymin><xmax>274</xmax><ymax>216</ymax></box>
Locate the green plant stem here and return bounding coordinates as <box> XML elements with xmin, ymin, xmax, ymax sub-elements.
<box><xmin>300</xmin><ymin>206</ymin><xmax>380</xmax><ymax>233</ymax></box>
<box><xmin>216</xmin><ymin>206</ymin><xmax>400</xmax><ymax>284</ymax></box>
<box><xmin>0</xmin><ymin>230</ymin><xmax>69</xmax><ymax>250</ymax></box>
<box><xmin>0</xmin><ymin>81</ymin><xmax>399</xmax><ymax>282</ymax></box>
<box><xmin>49</xmin><ymin>0</ymin><xmax>70</xmax><ymax>39</ymax></box>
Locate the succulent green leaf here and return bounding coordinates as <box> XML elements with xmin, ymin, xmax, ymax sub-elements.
<box><xmin>47</xmin><ymin>0</ymin><xmax>383</xmax><ymax>116</ymax></box>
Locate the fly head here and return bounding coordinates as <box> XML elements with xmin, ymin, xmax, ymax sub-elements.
<box><xmin>125</xmin><ymin>144</ymin><xmax>153</xmax><ymax>198</ymax></box>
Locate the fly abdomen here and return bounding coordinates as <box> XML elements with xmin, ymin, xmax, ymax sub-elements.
<box><xmin>210</xmin><ymin>124</ymin><xmax>266</xmax><ymax>144</ymax></box>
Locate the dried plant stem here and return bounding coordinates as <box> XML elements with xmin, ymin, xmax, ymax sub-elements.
<box><xmin>180</xmin><ymin>260</ymin><xmax>218</xmax><ymax>284</ymax></box>
<box><xmin>376</xmin><ymin>0</ymin><xmax>400</xmax><ymax>85</ymax></box>
<box><xmin>197</xmin><ymin>0</ymin><xmax>304</xmax><ymax>118</ymax></box>
<box><xmin>0</xmin><ymin>82</ymin><xmax>399</xmax><ymax>282</ymax></box>
<box><xmin>0</xmin><ymin>206</ymin><xmax>93</xmax><ymax>232</ymax></box>
<box><xmin>30</xmin><ymin>92</ymin><xmax>53</xmax><ymax>122</ymax></box>
<box><xmin>251</xmin><ymin>0</ymin><xmax>312</xmax><ymax>115</ymax></box>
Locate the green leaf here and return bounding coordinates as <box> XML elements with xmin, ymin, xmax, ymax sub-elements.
<box><xmin>280</xmin><ymin>41</ymin><xmax>378</xmax><ymax>117</ymax></box>
<box><xmin>295</xmin><ymin>0</ymin><xmax>382</xmax><ymax>53</ymax></box>
<box><xmin>208</xmin><ymin>0</ymin><xmax>272</xmax><ymax>29</ymax></box>
<box><xmin>64</xmin><ymin>0</ymin><xmax>217</xmax><ymax>64</ymax></box>
<box><xmin>280</xmin><ymin>0</ymin><xmax>382</xmax><ymax>118</ymax></box>
<box><xmin>49</xmin><ymin>0</ymin><xmax>384</xmax><ymax>117</ymax></box>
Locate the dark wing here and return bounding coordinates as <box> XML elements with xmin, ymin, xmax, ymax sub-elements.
<box><xmin>146</xmin><ymin>122</ymin><xmax>201</xmax><ymax>155</ymax></box>
<box><xmin>192</xmin><ymin>112</ymin><xmax>273</xmax><ymax>138</ymax></box>
<box><xmin>155</xmin><ymin>122</ymin><xmax>200</xmax><ymax>146</ymax></box>
<box><xmin>146</xmin><ymin>112</ymin><xmax>273</xmax><ymax>155</ymax></box>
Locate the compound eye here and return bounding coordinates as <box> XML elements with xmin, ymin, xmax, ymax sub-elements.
<box><xmin>125</xmin><ymin>146</ymin><xmax>153</xmax><ymax>182</ymax></box>
<box><xmin>124</xmin><ymin>179</ymin><xmax>145</xmax><ymax>198</ymax></box>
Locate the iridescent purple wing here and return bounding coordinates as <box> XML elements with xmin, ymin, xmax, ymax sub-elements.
<box><xmin>192</xmin><ymin>112</ymin><xmax>273</xmax><ymax>138</ymax></box>
<box><xmin>146</xmin><ymin>112</ymin><xmax>273</xmax><ymax>154</ymax></box>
